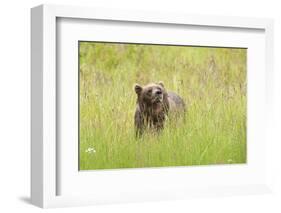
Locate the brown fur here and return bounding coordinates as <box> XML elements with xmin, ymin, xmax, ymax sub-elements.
<box><xmin>134</xmin><ymin>82</ymin><xmax>185</xmax><ymax>137</ymax></box>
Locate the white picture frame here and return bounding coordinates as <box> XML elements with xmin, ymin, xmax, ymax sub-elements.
<box><xmin>31</xmin><ymin>4</ymin><xmax>274</xmax><ymax>208</ymax></box>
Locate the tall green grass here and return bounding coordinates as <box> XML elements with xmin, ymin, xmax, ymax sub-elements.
<box><xmin>79</xmin><ymin>42</ymin><xmax>246</xmax><ymax>170</ymax></box>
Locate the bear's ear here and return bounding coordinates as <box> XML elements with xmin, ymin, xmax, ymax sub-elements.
<box><xmin>134</xmin><ymin>84</ymin><xmax>143</xmax><ymax>95</ymax></box>
<box><xmin>158</xmin><ymin>81</ymin><xmax>165</xmax><ymax>88</ymax></box>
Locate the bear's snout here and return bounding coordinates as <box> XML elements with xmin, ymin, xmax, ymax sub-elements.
<box><xmin>153</xmin><ymin>89</ymin><xmax>163</xmax><ymax>103</ymax></box>
<box><xmin>155</xmin><ymin>90</ymin><xmax>162</xmax><ymax>95</ymax></box>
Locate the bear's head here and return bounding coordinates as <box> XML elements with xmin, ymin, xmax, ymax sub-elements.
<box><xmin>134</xmin><ymin>82</ymin><xmax>169</xmax><ymax>109</ymax></box>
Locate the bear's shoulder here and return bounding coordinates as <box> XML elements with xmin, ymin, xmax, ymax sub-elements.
<box><xmin>167</xmin><ymin>91</ymin><xmax>186</xmax><ymax>111</ymax></box>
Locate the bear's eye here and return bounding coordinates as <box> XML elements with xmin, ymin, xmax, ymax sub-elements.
<box><xmin>147</xmin><ymin>89</ymin><xmax>152</xmax><ymax>95</ymax></box>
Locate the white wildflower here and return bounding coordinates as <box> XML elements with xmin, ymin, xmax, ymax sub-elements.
<box><xmin>85</xmin><ymin>147</ymin><xmax>96</xmax><ymax>153</ymax></box>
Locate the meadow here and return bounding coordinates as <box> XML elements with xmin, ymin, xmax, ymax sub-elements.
<box><xmin>79</xmin><ymin>42</ymin><xmax>247</xmax><ymax>170</ymax></box>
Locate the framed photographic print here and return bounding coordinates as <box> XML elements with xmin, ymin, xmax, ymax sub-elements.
<box><xmin>31</xmin><ymin>4</ymin><xmax>274</xmax><ymax>208</ymax></box>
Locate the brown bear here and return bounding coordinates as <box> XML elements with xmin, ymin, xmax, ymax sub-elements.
<box><xmin>134</xmin><ymin>81</ymin><xmax>186</xmax><ymax>137</ymax></box>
